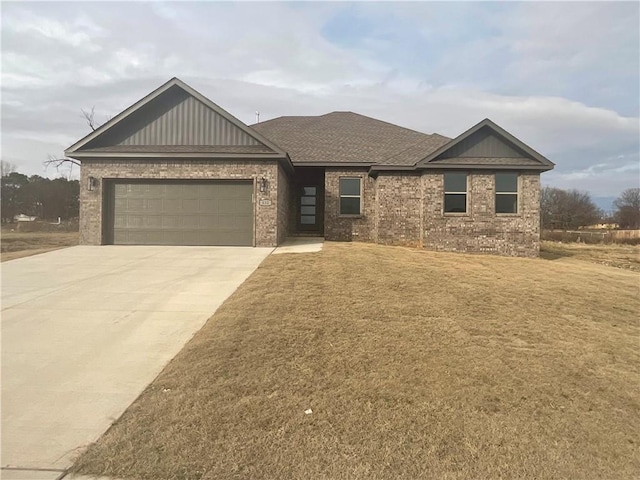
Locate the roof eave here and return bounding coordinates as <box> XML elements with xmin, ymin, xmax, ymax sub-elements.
<box><xmin>368</xmin><ymin>162</ymin><xmax>553</xmax><ymax>176</ymax></box>
<box><xmin>292</xmin><ymin>161</ymin><xmax>375</xmax><ymax>168</ymax></box>
<box><xmin>415</xmin><ymin>163</ymin><xmax>553</xmax><ymax>171</ymax></box>
<box><xmin>368</xmin><ymin>165</ymin><xmax>416</xmax><ymax>172</ymax></box>
<box><xmin>67</xmin><ymin>152</ymin><xmax>287</xmax><ymax>160</ymax></box>
<box><xmin>281</xmin><ymin>154</ymin><xmax>295</xmax><ymax>175</ymax></box>
<box><xmin>66</xmin><ymin>150</ymin><xmax>295</xmax><ymax>174</ymax></box>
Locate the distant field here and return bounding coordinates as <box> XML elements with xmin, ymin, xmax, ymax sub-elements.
<box><xmin>543</xmin><ymin>229</ymin><xmax>640</xmax><ymax>245</ymax></box>
<box><xmin>1</xmin><ymin>231</ymin><xmax>79</xmax><ymax>261</ymax></box>
<box><xmin>541</xmin><ymin>241</ymin><xmax>640</xmax><ymax>271</ymax></box>
<box><xmin>72</xmin><ymin>242</ymin><xmax>640</xmax><ymax>480</ymax></box>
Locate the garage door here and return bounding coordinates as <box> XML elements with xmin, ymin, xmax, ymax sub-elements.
<box><xmin>107</xmin><ymin>180</ymin><xmax>254</xmax><ymax>246</ymax></box>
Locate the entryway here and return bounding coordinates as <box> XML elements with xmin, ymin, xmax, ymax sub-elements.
<box><xmin>294</xmin><ymin>167</ymin><xmax>325</xmax><ymax>235</ymax></box>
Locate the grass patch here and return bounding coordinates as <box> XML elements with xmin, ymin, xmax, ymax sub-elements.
<box><xmin>72</xmin><ymin>243</ymin><xmax>639</xmax><ymax>479</ymax></box>
<box><xmin>1</xmin><ymin>231</ymin><xmax>79</xmax><ymax>261</ymax></box>
<box><xmin>541</xmin><ymin>241</ymin><xmax>640</xmax><ymax>271</ymax></box>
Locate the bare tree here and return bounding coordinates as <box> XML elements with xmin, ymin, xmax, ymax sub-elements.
<box><xmin>1</xmin><ymin>160</ymin><xmax>17</xmax><ymax>177</ymax></box>
<box><xmin>613</xmin><ymin>188</ymin><xmax>640</xmax><ymax>229</ymax></box>
<box><xmin>45</xmin><ymin>153</ymin><xmax>80</xmax><ymax>168</ymax></box>
<box><xmin>45</xmin><ymin>106</ymin><xmax>105</xmax><ymax>172</ymax></box>
<box><xmin>541</xmin><ymin>186</ymin><xmax>603</xmax><ymax>230</ymax></box>
<box><xmin>81</xmin><ymin>106</ymin><xmax>98</xmax><ymax>131</ymax></box>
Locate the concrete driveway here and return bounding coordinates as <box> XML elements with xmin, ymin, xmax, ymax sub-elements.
<box><xmin>1</xmin><ymin>245</ymin><xmax>272</xmax><ymax>478</ymax></box>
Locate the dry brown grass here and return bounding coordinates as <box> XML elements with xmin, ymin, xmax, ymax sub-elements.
<box><xmin>72</xmin><ymin>243</ymin><xmax>640</xmax><ymax>480</ymax></box>
<box><xmin>0</xmin><ymin>231</ymin><xmax>79</xmax><ymax>261</ymax></box>
<box><xmin>542</xmin><ymin>240</ymin><xmax>640</xmax><ymax>271</ymax></box>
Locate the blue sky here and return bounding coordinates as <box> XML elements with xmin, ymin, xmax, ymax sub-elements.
<box><xmin>2</xmin><ymin>1</ymin><xmax>638</xmax><ymax>205</ymax></box>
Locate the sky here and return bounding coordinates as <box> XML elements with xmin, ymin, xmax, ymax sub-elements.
<box><xmin>1</xmin><ymin>1</ymin><xmax>639</xmax><ymax>206</ymax></box>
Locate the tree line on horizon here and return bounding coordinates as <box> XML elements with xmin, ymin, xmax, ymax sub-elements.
<box><xmin>541</xmin><ymin>186</ymin><xmax>640</xmax><ymax>230</ymax></box>
<box><xmin>1</xmin><ymin>162</ymin><xmax>79</xmax><ymax>224</ymax></box>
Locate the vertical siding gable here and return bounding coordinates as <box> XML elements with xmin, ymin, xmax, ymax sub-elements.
<box><xmin>438</xmin><ymin>126</ymin><xmax>524</xmax><ymax>159</ymax></box>
<box><xmin>86</xmin><ymin>86</ymin><xmax>263</xmax><ymax>148</ymax></box>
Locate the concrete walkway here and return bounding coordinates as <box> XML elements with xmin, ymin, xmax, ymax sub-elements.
<box><xmin>272</xmin><ymin>236</ymin><xmax>324</xmax><ymax>254</ymax></box>
<box><xmin>1</xmin><ymin>246</ymin><xmax>272</xmax><ymax>479</ymax></box>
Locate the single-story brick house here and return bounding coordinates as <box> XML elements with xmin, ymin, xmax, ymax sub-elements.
<box><xmin>65</xmin><ymin>77</ymin><xmax>554</xmax><ymax>257</ymax></box>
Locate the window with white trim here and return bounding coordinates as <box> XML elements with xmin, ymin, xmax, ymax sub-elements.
<box><xmin>495</xmin><ymin>173</ymin><xmax>518</xmax><ymax>214</ymax></box>
<box><xmin>444</xmin><ymin>172</ymin><xmax>467</xmax><ymax>213</ymax></box>
<box><xmin>339</xmin><ymin>177</ymin><xmax>361</xmax><ymax>215</ymax></box>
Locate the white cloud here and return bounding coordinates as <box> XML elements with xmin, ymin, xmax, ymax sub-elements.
<box><xmin>8</xmin><ymin>15</ymin><xmax>102</xmax><ymax>52</ymax></box>
<box><xmin>0</xmin><ymin>1</ymin><xmax>637</xmax><ymax>196</ymax></box>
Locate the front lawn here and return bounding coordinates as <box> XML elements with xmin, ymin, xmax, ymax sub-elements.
<box><xmin>72</xmin><ymin>242</ymin><xmax>639</xmax><ymax>480</ymax></box>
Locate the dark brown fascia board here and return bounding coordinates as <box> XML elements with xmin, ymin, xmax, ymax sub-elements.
<box><xmin>368</xmin><ymin>162</ymin><xmax>551</xmax><ymax>176</ymax></box>
<box><xmin>416</xmin><ymin>163</ymin><xmax>551</xmax><ymax>171</ymax></box>
<box><xmin>273</xmin><ymin>154</ymin><xmax>295</xmax><ymax>175</ymax></box>
<box><xmin>292</xmin><ymin>162</ymin><xmax>375</xmax><ymax>168</ymax></box>
<box><xmin>415</xmin><ymin>118</ymin><xmax>555</xmax><ymax>168</ymax></box>
<box><xmin>65</xmin><ymin>77</ymin><xmax>287</xmax><ymax>156</ymax></box>
<box><xmin>367</xmin><ymin>166</ymin><xmax>418</xmax><ymax>178</ymax></box>
<box><xmin>71</xmin><ymin>153</ymin><xmax>295</xmax><ymax>175</ymax></box>
<box><xmin>368</xmin><ymin>165</ymin><xmax>415</xmax><ymax>172</ymax></box>
<box><xmin>281</xmin><ymin>154</ymin><xmax>295</xmax><ymax>175</ymax></box>
<box><xmin>68</xmin><ymin>151</ymin><xmax>287</xmax><ymax>159</ymax></box>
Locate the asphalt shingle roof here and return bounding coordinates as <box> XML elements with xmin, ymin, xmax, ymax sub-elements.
<box><xmin>252</xmin><ymin>112</ymin><xmax>450</xmax><ymax>166</ymax></box>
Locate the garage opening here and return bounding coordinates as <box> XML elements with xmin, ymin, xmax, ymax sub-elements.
<box><xmin>104</xmin><ymin>180</ymin><xmax>254</xmax><ymax>246</ymax></box>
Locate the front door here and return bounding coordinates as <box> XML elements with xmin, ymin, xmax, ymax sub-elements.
<box><xmin>298</xmin><ymin>185</ymin><xmax>320</xmax><ymax>232</ymax></box>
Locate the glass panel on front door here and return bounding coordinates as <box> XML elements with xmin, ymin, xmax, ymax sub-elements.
<box><xmin>300</xmin><ymin>186</ymin><xmax>317</xmax><ymax>228</ymax></box>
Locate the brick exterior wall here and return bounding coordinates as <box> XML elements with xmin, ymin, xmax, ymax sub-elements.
<box><xmin>375</xmin><ymin>173</ymin><xmax>422</xmax><ymax>247</ymax></box>
<box><xmin>322</xmin><ymin>170</ymin><xmax>541</xmax><ymax>257</ymax></box>
<box><xmin>80</xmin><ymin>158</ymin><xmax>541</xmax><ymax>256</ymax></box>
<box><xmin>421</xmin><ymin>172</ymin><xmax>541</xmax><ymax>257</ymax></box>
<box><xmin>79</xmin><ymin>159</ymin><xmax>280</xmax><ymax>247</ymax></box>
<box><xmin>324</xmin><ymin>168</ymin><xmax>376</xmax><ymax>242</ymax></box>
<box><xmin>276</xmin><ymin>165</ymin><xmax>291</xmax><ymax>244</ymax></box>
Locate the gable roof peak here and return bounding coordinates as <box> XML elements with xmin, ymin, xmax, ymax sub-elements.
<box><xmin>415</xmin><ymin>117</ymin><xmax>554</xmax><ymax>169</ymax></box>
<box><xmin>323</xmin><ymin>111</ymin><xmax>358</xmax><ymax>116</ymax></box>
<box><xmin>65</xmin><ymin>77</ymin><xmax>286</xmax><ymax>156</ymax></box>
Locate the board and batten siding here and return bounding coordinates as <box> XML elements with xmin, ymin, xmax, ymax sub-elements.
<box><xmin>86</xmin><ymin>86</ymin><xmax>262</xmax><ymax>147</ymax></box>
<box><xmin>438</xmin><ymin>126</ymin><xmax>524</xmax><ymax>159</ymax></box>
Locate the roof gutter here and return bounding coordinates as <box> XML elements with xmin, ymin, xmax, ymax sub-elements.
<box><xmin>66</xmin><ymin>152</ymin><xmax>287</xmax><ymax>159</ymax></box>
<box><xmin>415</xmin><ymin>163</ymin><xmax>553</xmax><ymax>171</ymax></box>
<box><xmin>368</xmin><ymin>165</ymin><xmax>415</xmax><ymax>172</ymax></box>
<box><xmin>67</xmin><ymin>151</ymin><xmax>295</xmax><ymax>175</ymax></box>
<box><xmin>369</xmin><ymin>162</ymin><xmax>553</xmax><ymax>176</ymax></box>
<box><xmin>292</xmin><ymin>162</ymin><xmax>375</xmax><ymax>168</ymax></box>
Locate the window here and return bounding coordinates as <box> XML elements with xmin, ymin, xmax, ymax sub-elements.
<box><xmin>300</xmin><ymin>186</ymin><xmax>317</xmax><ymax>225</ymax></box>
<box><xmin>444</xmin><ymin>172</ymin><xmax>467</xmax><ymax>213</ymax></box>
<box><xmin>339</xmin><ymin>177</ymin><xmax>361</xmax><ymax>215</ymax></box>
<box><xmin>495</xmin><ymin>173</ymin><xmax>518</xmax><ymax>213</ymax></box>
